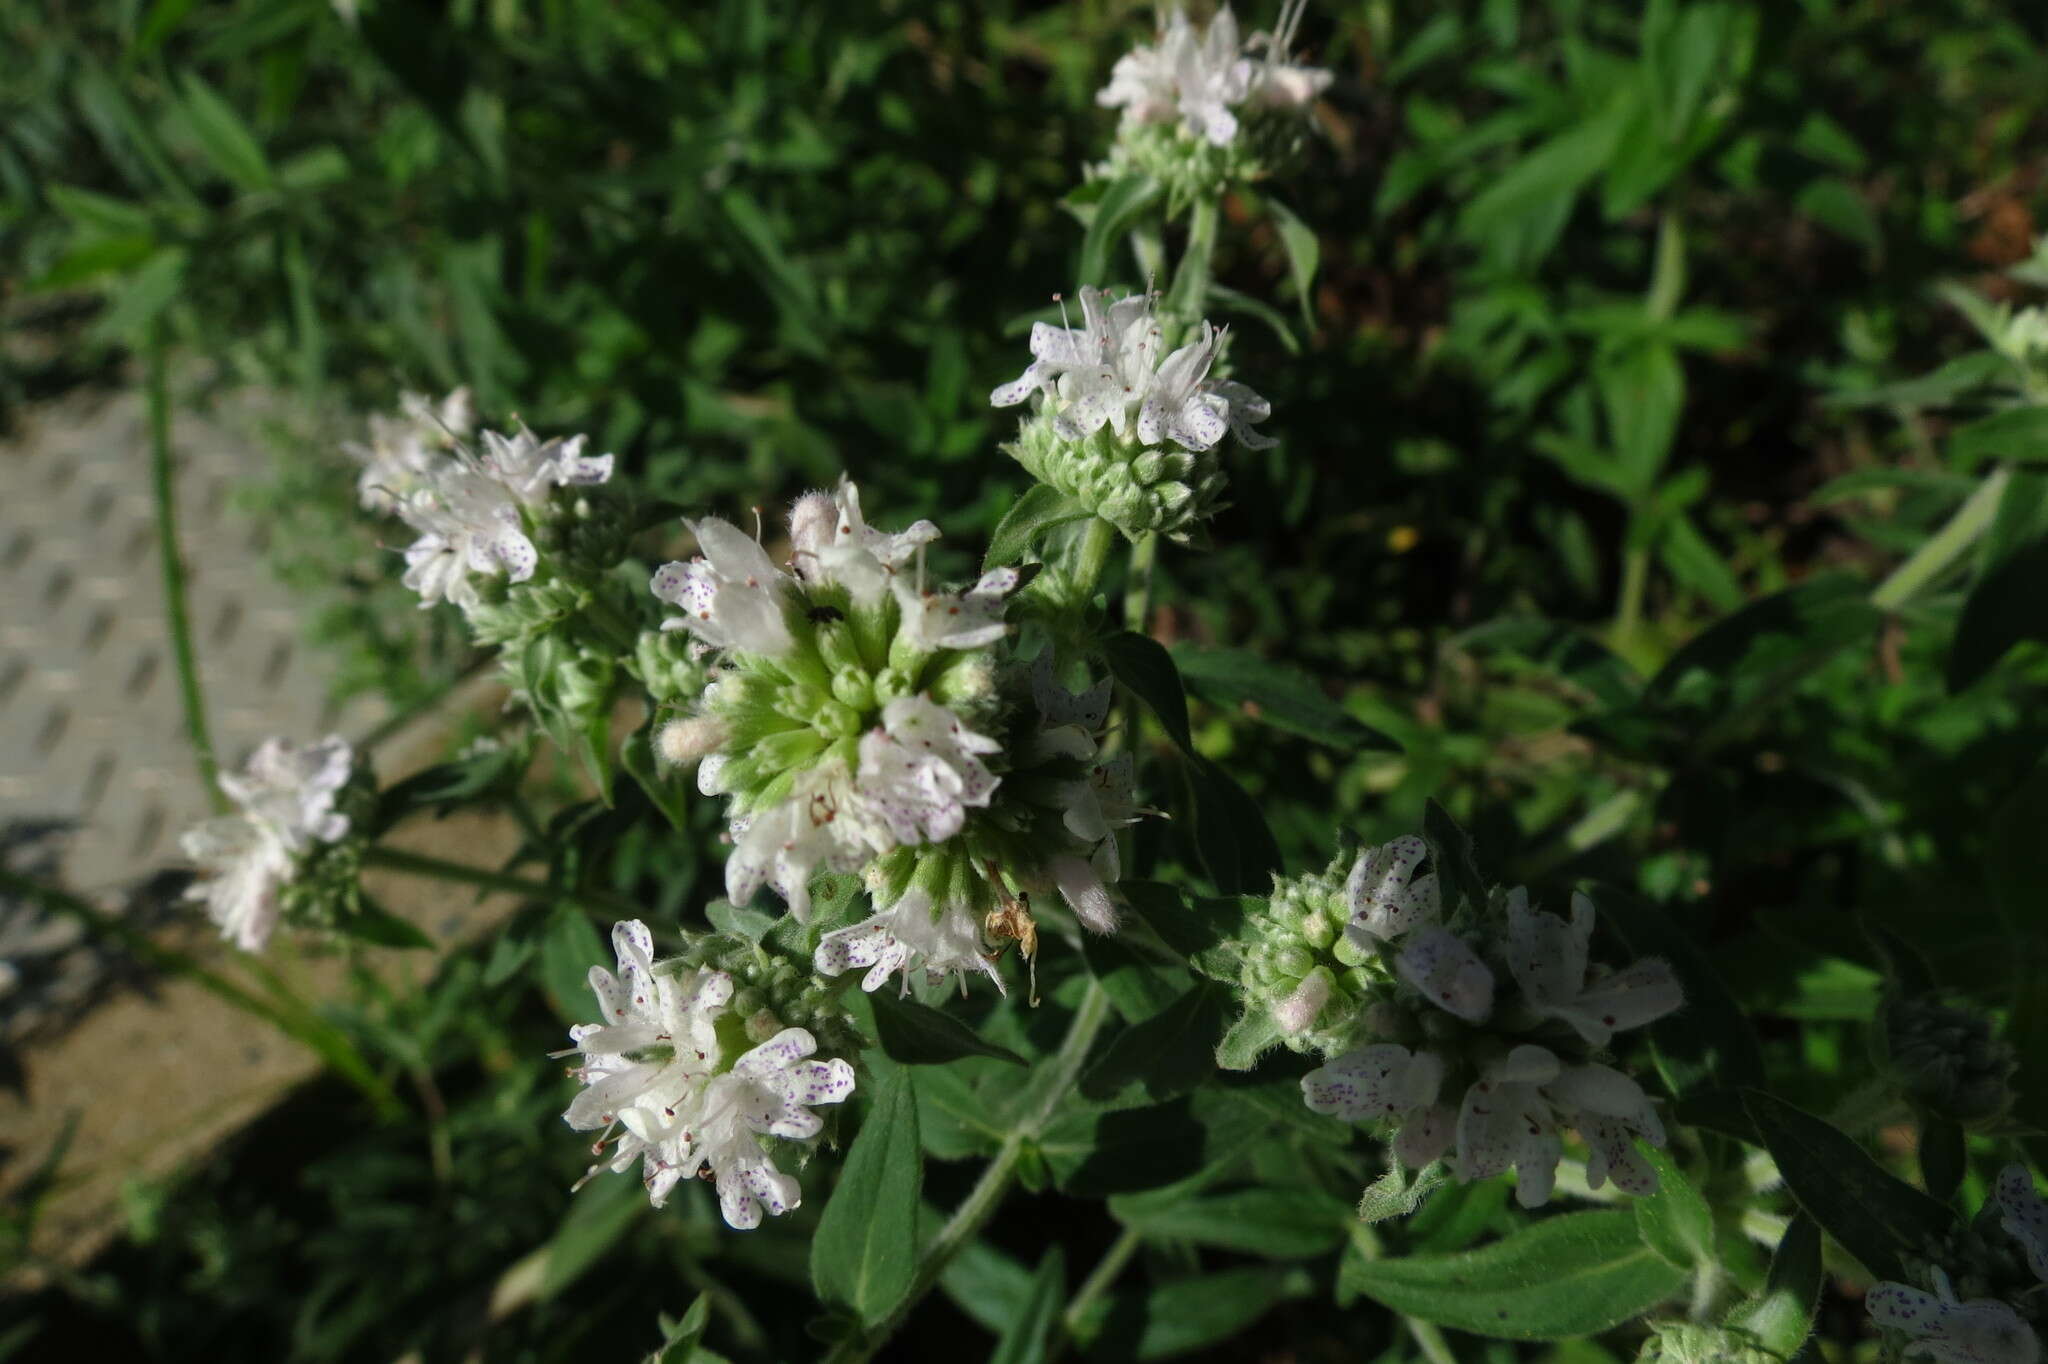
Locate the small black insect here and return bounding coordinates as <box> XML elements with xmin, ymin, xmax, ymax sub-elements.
<box><xmin>805</xmin><ymin>604</ymin><xmax>846</xmax><ymax>625</ymax></box>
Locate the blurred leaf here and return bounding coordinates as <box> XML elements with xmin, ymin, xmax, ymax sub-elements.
<box><xmin>1185</xmin><ymin>755</ymin><xmax>1283</xmax><ymax>896</ymax></box>
<box><xmin>1116</xmin><ymin>1186</ymin><xmax>1349</xmax><ymax>1258</ymax></box>
<box><xmin>1949</xmin><ymin>409</ymin><xmax>2048</xmax><ymax>469</ymax></box>
<box><xmin>1101</xmin><ymin>631</ymin><xmax>1193</xmax><ymax>752</ymax></box>
<box><xmin>541</xmin><ymin>1171</ymin><xmax>644</xmax><ymax>1300</ymax></box>
<box><xmin>1173</xmin><ymin>645</ymin><xmax>1396</xmax><ymax>751</ymax></box>
<box><xmin>539</xmin><ymin>902</ymin><xmax>607</xmax><ymax>1024</ymax></box>
<box><xmin>176</xmin><ymin>72</ymin><xmax>274</xmax><ymax>190</ymax></box>
<box><xmin>1263</xmin><ymin>195</ymin><xmax>1319</xmax><ymax>331</ymax></box>
<box><xmin>1796</xmin><ymin>177</ymin><xmax>1880</xmax><ymax>250</ymax></box>
<box><xmin>1340</xmin><ymin>1210</ymin><xmax>1686</xmax><ymax>1340</ymax></box>
<box><xmin>1080</xmin><ymin>1266</ymin><xmax>1306</xmax><ymax>1360</ymax></box>
<box><xmin>1080</xmin><ymin>981</ymin><xmax>1230</xmax><ymax>1103</ymax></box>
<box><xmin>1919</xmin><ymin>1117</ymin><xmax>1966</xmax><ymax>1203</ymax></box>
<box><xmin>131</xmin><ymin>0</ymin><xmax>201</xmax><ymax>59</ymax></box>
<box><xmin>812</xmin><ymin>1066</ymin><xmax>922</xmax><ymax>1326</ymax></box>
<box><xmin>1076</xmin><ymin>173</ymin><xmax>1160</xmax><ymax>288</ymax></box>
<box><xmin>89</xmin><ymin>246</ymin><xmax>187</xmax><ymax>341</ymax></box>
<box><xmin>30</xmin><ymin>233</ymin><xmax>157</xmax><ymax>291</ymax></box>
<box><xmin>1741</xmin><ymin>1090</ymin><xmax>1957</xmax><ymax>1281</ymax></box>
<box><xmin>869</xmin><ymin>991</ymin><xmax>1027</xmax><ymax>1068</ymax></box>
<box><xmin>341</xmin><ymin>898</ymin><xmax>433</xmax><ymax>950</ymax></box>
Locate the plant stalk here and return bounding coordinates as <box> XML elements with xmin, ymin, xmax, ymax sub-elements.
<box><xmin>148</xmin><ymin>329</ymin><xmax>223</xmax><ymax>811</ymax></box>
<box><xmin>1044</xmin><ymin>1225</ymin><xmax>1142</xmax><ymax>1361</ymax></box>
<box><xmin>361</xmin><ymin>845</ymin><xmax>646</xmax><ymax>920</ymax></box>
<box><xmin>820</xmin><ymin>981</ymin><xmax>1113</xmax><ymax>1364</ymax></box>
<box><xmin>1074</xmin><ymin>516</ymin><xmax>1120</xmax><ymax>600</ymax></box>
<box><xmin>1346</xmin><ymin>1222</ymin><xmax>1458</xmax><ymax>1364</ymax></box>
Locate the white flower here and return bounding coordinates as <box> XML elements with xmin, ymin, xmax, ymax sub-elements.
<box><xmin>651</xmin><ymin>517</ymin><xmax>797</xmax><ymax>657</ymax></box>
<box><xmin>1454</xmin><ymin>1044</ymin><xmax>1565</xmax><ymax>1208</ymax></box>
<box><xmin>179</xmin><ymin>735</ymin><xmax>353</xmax><ymax>951</ymax></box>
<box><xmin>1396</xmin><ymin>926</ymin><xmax>1495</xmax><ymax>1024</ymax></box>
<box><xmin>1303</xmin><ymin>1043</ymin><xmax>1453</xmax><ymax>1170</ymax></box>
<box><xmin>892</xmin><ymin>567</ymin><xmax>1018</xmax><ymax>653</ymax></box>
<box><xmin>1098</xmin><ymin>5</ymin><xmax>1253</xmax><ymax>146</ymax></box>
<box><xmin>563</xmin><ymin>923</ymin><xmax>856</xmax><ymax>1227</ymax></box>
<box><xmin>815</xmin><ymin>889</ymin><xmax>1004</xmax><ymax>996</ymax></box>
<box><xmin>1049</xmin><ymin>853</ymin><xmax>1120</xmax><ymax>934</ymax></box>
<box><xmin>856</xmin><ymin>696</ymin><xmax>1001</xmax><ymax>845</ymax></box>
<box><xmin>724</xmin><ymin>762</ymin><xmax>880</xmax><ymax>922</ymax></box>
<box><xmin>396</xmin><ymin>463</ymin><xmax>538</xmax><ymax>611</ymax></box>
<box><xmin>1343</xmin><ymin>835</ymin><xmax>1440</xmax><ymax>945</ymax></box>
<box><xmin>789</xmin><ymin>480</ymin><xmax>939</xmax><ymax>606</ymax></box>
<box><xmin>1999</xmin><ymin>1164</ymin><xmax>2048</xmax><ymax>1285</ymax></box>
<box><xmin>1868</xmin><ymin>1270</ymin><xmax>2041</xmax><ymax>1364</ymax></box>
<box><xmin>1096</xmin><ymin>3</ymin><xmax>1331</xmax><ymax>147</ymax></box>
<box><xmin>1505</xmin><ymin>890</ymin><xmax>1684</xmax><ymax>1048</ymax></box>
<box><xmin>345</xmin><ymin>387</ymin><xmax>472</xmax><ymax>514</ymax></box>
<box><xmin>1544</xmin><ymin>1061</ymin><xmax>1666</xmax><ymax>1196</ymax></box>
<box><xmin>990</xmin><ymin>288</ymin><xmax>1275</xmax><ymax>453</ymax></box>
<box><xmin>477</xmin><ymin>425</ymin><xmax>614</xmax><ymax>502</ymax></box>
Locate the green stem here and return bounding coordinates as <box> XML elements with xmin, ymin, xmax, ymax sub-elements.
<box><xmin>1074</xmin><ymin>516</ymin><xmax>1120</xmax><ymax>600</ymax></box>
<box><xmin>1044</xmin><ymin>1225</ymin><xmax>1142</xmax><ymax>1361</ymax></box>
<box><xmin>148</xmin><ymin>330</ymin><xmax>222</xmax><ymax>811</ymax></box>
<box><xmin>1614</xmin><ymin>539</ymin><xmax>1650</xmax><ymax>647</ymax></box>
<box><xmin>361</xmin><ymin>845</ymin><xmax>646</xmax><ymax>920</ymax></box>
<box><xmin>1346</xmin><ymin>1222</ymin><xmax>1457</xmax><ymax>1364</ymax></box>
<box><xmin>821</xmin><ymin>982</ymin><xmax>1114</xmax><ymax>1364</ymax></box>
<box><xmin>1122</xmin><ymin>532</ymin><xmax>1159</xmax><ymax>635</ymax></box>
<box><xmin>0</xmin><ymin>868</ymin><xmax>401</xmax><ymax>1118</ymax></box>
<box><xmin>1871</xmin><ymin>465</ymin><xmax>2011</xmax><ymax>611</ymax></box>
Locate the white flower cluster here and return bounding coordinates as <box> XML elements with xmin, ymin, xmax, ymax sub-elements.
<box><xmin>344</xmin><ymin>387</ymin><xmax>474</xmax><ymax>514</ymax></box>
<box><xmin>1302</xmin><ymin>843</ymin><xmax>1684</xmax><ymax>1207</ymax></box>
<box><xmin>1097</xmin><ymin>1</ymin><xmax>1332</xmax><ymax>148</ymax></box>
<box><xmin>563</xmin><ymin>921</ymin><xmax>856</xmax><ymax>1228</ymax></box>
<box><xmin>992</xmin><ymin>286</ymin><xmax>1274</xmax><ymax>454</ymax></box>
<box><xmin>652</xmin><ymin>482</ymin><xmax>1015</xmax><ymax>921</ymax></box>
<box><xmin>179</xmin><ymin>735</ymin><xmax>354</xmax><ymax>952</ymax></box>
<box><xmin>1867</xmin><ymin>1165</ymin><xmax>2048</xmax><ymax>1364</ymax></box>
<box><xmin>391</xmin><ymin>425</ymin><xmax>615</xmax><ymax>613</ymax></box>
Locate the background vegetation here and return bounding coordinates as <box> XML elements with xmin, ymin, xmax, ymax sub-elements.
<box><xmin>6</xmin><ymin>0</ymin><xmax>2048</xmax><ymax>1358</ymax></box>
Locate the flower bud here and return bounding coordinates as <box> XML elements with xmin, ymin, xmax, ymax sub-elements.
<box><xmin>657</xmin><ymin>716</ymin><xmax>729</xmax><ymax>766</ymax></box>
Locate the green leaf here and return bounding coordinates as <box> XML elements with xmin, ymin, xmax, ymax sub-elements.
<box><xmin>1633</xmin><ymin>1145</ymin><xmax>1715</xmax><ymax>1270</ymax></box>
<box><xmin>1081</xmin><ymin>1266</ymin><xmax>1306</xmax><ymax>1360</ymax></box>
<box><xmin>1645</xmin><ymin>574</ymin><xmax>1879</xmax><ymax>708</ymax></box>
<box><xmin>1949</xmin><ymin>532</ymin><xmax>2048</xmax><ymax>690</ymax></box>
<box><xmin>987</xmin><ymin>1247</ymin><xmax>1066</xmax><ymax>1364</ymax></box>
<box><xmin>1101</xmin><ymin>631</ymin><xmax>1193</xmax><ymax>752</ymax></box>
<box><xmin>88</xmin><ymin>246</ymin><xmax>187</xmax><ymax>342</ymax></box>
<box><xmin>1116</xmin><ymin>1186</ymin><xmax>1350</xmax><ymax>1258</ymax></box>
<box><xmin>1185</xmin><ymin>756</ymin><xmax>1283</xmax><ymax>896</ymax></box>
<box><xmin>1173</xmin><ymin>646</ymin><xmax>1396</xmax><ymax>751</ymax></box>
<box><xmin>540</xmin><ymin>1170</ymin><xmax>644</xmax><ymax>1299</ymax></box>
<box><xmin>1919</xmin><ymin>1117</ymin><xmax>1966</xmax><ymax>1204</ymax></box>
<box><xmin>984</xmin><ymin>486</ymin><xmax>1091</xmax><ymax>571</ymax></box>
<box><xmin>29</xmin><ymin>233</ymin><xmax>157</xmax><ymax>291</ymax></box>
<box><xmin>131</xmin><ymin>0</ymin><xmax>201</xmax><ymax>58</ymax></box>
<box><xmin>539</xmin><ymin>902</ymin><xmax>607</xmax><ymax>1024</ymax></box>
<box><xmin>1593</xmin><ymin>887</ymin><xmax>1765</xmax><ymax>1094</ymax></box>
<box><xmin>1076</xmin><ymin>174</ymin><xmax>1162</xmax><ymax>288</ymax></box>
<box><xmin>1080</xmin><ymin>981</ymin><xmax>1230</xmax><ymax>1103</ymax></box>
<box><xmin>1947</xmin><ymin>407</ymin><xmax>2048</xmax><ymax>469</ymax></box>
<box><xmin>812</xmin><ymin>1066</ymin><xmax>923</xmax><ymax>1326</ymax></box>
<box><xmin>1339</xmin><ymin>1209</ymin><xmax>1686</xmax><ymax>1340</ymax></box>
<box><xmin>177</xmin><ymin>73</ymin><xmax>273</xmax><ymax>190</ymax></box>
<box><xmin>1660</xmin><ymin>512</ymin><xmax>1744</xmax><ymax>612</ymax></box>
<box><xmin>1725</xmin><ymin>1215</ymin><xmax>1822</xmax><ymax>1361</ymax></box>
<box><xmin>1214</xmin><ymin>1006</ymin><xmax>1283</xmax><ymax>1071</ymax></box>
<box><xmin>621</xmin><ymin>726</ymin><xmax>690</xmax><ymax>832</ymax></box>
<box><xmin>1039</xmin><ymin>1098</ymin><xmax>1210</xmax><ymax>1196</ymax></box>
<box><xmin>1596</xmin><ymin>339</ymin><xmax>1684</xmax><ymax>493</ymax></box>
<box><xmin>1740</xmin><ymin>1090</ymin><xmax>1957</xmax><ymax>1282</ymax></box>
<box><xmin>1459</xmin><ymin>96</ymin><xmax>1633</xmax><ymax>248</ymax></box>
<box><xmin>1796</xmin><ymin>176</ymin><xmax>1880</xmax><ymax>251</ymax></box>
<box><xmin>648</xmin><ymin>1294</ymin><xmax>716</xmax><ymax>1364</ymax></box>
<box><xmin>1263</xmin><ymin>195</ymin><xmax>1320</xmax><ymax>331</ymax></box>
<box><xmin>1080</xmin><ymin>932</ymin><xmax>1188</xmax><ymax>1023</ymax></box>
<box><xmin>43</xmin><ymin>184</ymin><xmax>153</xmax><ymax>236</ymax></box>
<box><xmin>869</xmin><ymin>990</ymin><xmax>1027</xmax><ymax>1068</ymax></box>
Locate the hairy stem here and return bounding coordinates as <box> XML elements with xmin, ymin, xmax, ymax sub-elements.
<box><xmin>1044</xmin><ymin>1225</ymin><xmax>1142</xmax><ymax>1361</ymax></box>
<box><xmin>1871</xmin><ymin>465</ymin><xmax>2011</xmax><ymax>611</ymax></box>
<box><xmin>1167</xmin><ymin>193</ymin><xmax>1220</xmax><ymax>321</ymax></box>
<box><xmin>822</xmin><ymin>982</ymin><xmax>1113</xmax><ymax>1364</ymax></box>
<box><xmin>1074</xmin><ymin>515</ymin><xmax>1120</xmax><ymax>600</ymax></box>
<box><xmin>361</xmin><ymin>845</ymin><xmax>646</xmax><ymax>920</ymax></box>
<box><xmin>148</xmin><ymin>331</ymin><xmax>223</xmax><ymax>811</ymax></box>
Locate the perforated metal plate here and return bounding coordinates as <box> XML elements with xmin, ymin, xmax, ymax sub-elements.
<box><xmin>1</xmin><ymin>387</ymin><xmax>384</xmax><ymax>895</ymax></box>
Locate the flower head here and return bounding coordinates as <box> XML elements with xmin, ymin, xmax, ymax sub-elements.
<box><xmin>1096</xmin><ymin>3</ymin><xmax>1331</xmax><ymax>148</ymax></box>
<box><xmin>563</xmin><ymin>920</ymin><xmax>856</xmax><ymax>1228</ymax></box>
<box><xmin>344</xmin><ymin>387</ymin><xmax>473</xmax><ymax>513</ymax></box>
<box><xmin>1868</xmin><ymin>1270</ymin><xmax>2040</xmax><ymax>1364</ymax></box>
<box><xmin>180</xmin><ymin>735</ymin><xmax>354</xmax><ymax>951</ymax></box>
